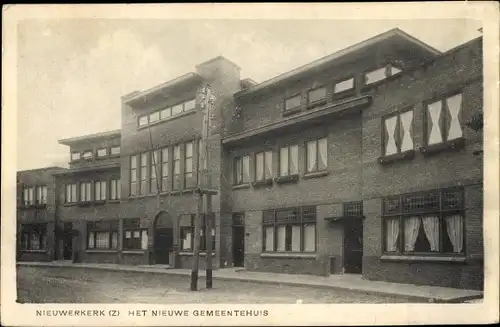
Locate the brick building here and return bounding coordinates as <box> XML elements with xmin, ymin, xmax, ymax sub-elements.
<box><xmin>16</xmin><ymin>28</ymin><xmax>483</xmax><ymax>290</ymax></box>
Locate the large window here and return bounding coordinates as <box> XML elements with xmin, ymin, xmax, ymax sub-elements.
<box><xmin>130</xmin><ymin>155</ymin><xmax>137</xmax><ymax>196</ymax></box>
<box><xmin>306</xmin><ymin>138</ymin><xmax>328</xmax><ymax>173</ymax></box>
<box><xmin>279</xmin><ymin>145</ymin><xmax>299</xmax><ymax>177</ymax></box>
<box><xmin>161</xmin><ymin>147</ymin><xmax>169</xmax><ymax>192</ymax></box>
<box><xmin>23</xmin><ymin>187</ymin><xmax>34</xmax><ymax>206</ymax></box>
<box><xmin>139</xmin><ymin>153</ymin><xmax>148</xmax><ymax>195</ymax></box>
<box><xmin>110</xmin><ymin>179</ymin><xmax>121</xmax><ymax>200</ymax></box>
<box><xmin>426</xmin><ymin>93</ymin><xmax>463</xmax><ymax>146</ymax></box>
<box><xmin>263</xmin><ymin>207</ymin><xmax>316</xmax><ymax>253</ymax></box>
<box><xmin>284</xmin><ymin>94</ymin><xmax>302</xmax><ymax>111</ymax></box>
<box><xmin>140</xmin><ymin>99</ymin><xmax>196</xmax><ymax>128</ymax></box>
<box><xmin>185</xmin><ymin>142</ymin><xmax>195</xmax><ymax>188</ymax></box>
<box><xmin>79</xmin><ymin>182</ymin><xmax>92</xmax><ymax>202</ymax></box>
<box><xmin>87</xmin><ymin>220</ymin><xmax>118</xmax><ymax>250</ymax></box>
<box><xmin>234</xmin><ymin>155</ymin><xmax>250</xmax><ymax>185</ymax></box>
<box><xmin>150</xmin><ymin>150</ymin><xmax>159</xmax><ymax>194</ymax></box>
<box><xmin>179</xmin><ymin>214</ymin><xmax>216</xmax><ymax>252</ymax></box>
<box><xmin>173</xmin><ymin>145</ymin><xmax>181</xmax><ymax>190</ymax></box>
<box><xmin>94</xmin><ymin>181</ymin><xmax>107</xmax><ymax>201</ymax></box>
<box><xmin>21</xmin><ymin>224</ymin><xmax>47</xmax><ymax>250</ymax></box>
<box><xmin>382</xmin><ymin>188</ymin><xmax>465</xmax><ymax>255</ymax></box>
<box><xmin>255</xmin><ymin>150</ymin><xmax>273</xmax><ymax>181</ymax></box>
<box><xmin>383</xmin><ymin>110</ymin><xmax>414</xmax><ymax>156</ymax></box>
<box><xmin>123</xmin><ymin>219</ymin><xmax>148</xmax><ymax>250</ymax></box>
<box><xmin>36</xmin><ymin>186</ymin><xmax>48</xmax><ymax>205</ymax></box>
<box><xmin>65</xmin><ymin>183</ymin><xmax>77</xmax><ymax>203</ymax></box>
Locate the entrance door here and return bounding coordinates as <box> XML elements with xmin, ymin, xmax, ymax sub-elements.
<box><xmin>343</xmin><ymin>219</ymin><xmax>363</xmax><ymax>274</ymax></box>
<box><xmin>232</xmin><ymin>226</ymin><xmax>245</xmax><ymax>267</ymax></box>
<box><xmin>62</xmin><ymin>222</ymin><xmax>73</xmax><ymax>260</ymax></box>
<box><xmin>154</xmin><ymin>228</ymin><xmax>173</xmax><ymax>264</ymax></box>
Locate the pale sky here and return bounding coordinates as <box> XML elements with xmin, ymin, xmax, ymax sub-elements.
<box><xmin>16</xmin><ymin>19</ymin><xmax>482</xmax><ymax>171</ymax></box>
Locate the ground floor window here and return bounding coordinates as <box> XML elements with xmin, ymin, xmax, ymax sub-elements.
<box><xmin>179</xmin><ymin>214</ymin><xmax>216</xmax><ymax>252</ymax></box>
<box><xmin>123</xmin><ymin>218</ymin><xmax>148</xmax><ymax>250</ymax></box>
<box><xmin>382</xmin><ymin>188</ymin><xmax>465</xmax><ymax>255</ymax></box>
<box><xmin>21</xmin><ymin>224</ymin><xmax>47</xmax><ymax>250</ymax></box>
<box><xmin>87</xmin><ymin>220</ymin><xmax>118</xmax><ymax>249</ymax></box>
<box><xmin>262</xmin><ymin>206</ymin><xmax>316</xmax><ymax>253</ymax></box>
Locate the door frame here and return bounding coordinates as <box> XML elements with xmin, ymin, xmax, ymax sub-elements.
<box><xmin>342</xmin><ymin>218</ymin><xmax>363</xmax><ymax>274</ymax></box>
<box><xmin>232</xmin><ymin>225</ymin><xmax>245</xmax><ymax>267</ymax></box>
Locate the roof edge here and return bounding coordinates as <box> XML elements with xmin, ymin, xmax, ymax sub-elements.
<box><xmin>58</xmin><ymin>129</ymin><xmax>121</xmax><ymax>146</ymax></box>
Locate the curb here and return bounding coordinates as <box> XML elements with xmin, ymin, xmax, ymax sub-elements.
<box><xmin>17</xmin><ymin>263</ymin><xmax>483</xmax><ymax>303</ymax></box>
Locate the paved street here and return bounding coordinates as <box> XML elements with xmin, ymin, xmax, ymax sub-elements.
<box><xmin>17</xmin><ymin>266</ymin><xmax>423</xmax><ymax>304</ymax></box>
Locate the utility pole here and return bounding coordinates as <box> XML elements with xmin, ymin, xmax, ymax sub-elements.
<box><xmin>205</xmin><ymin>193</ymin><xmax>213</xmax><ymax>288</ymax></box>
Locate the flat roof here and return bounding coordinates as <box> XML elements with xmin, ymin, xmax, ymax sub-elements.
<box><xmin>235</xmin><ymin>28</ymin><xmax>441</xmax><ymax>98</ymax></box>
<box><xmin>17</xmin><ymin>166</ymin><xmax>67</xmax><ymax>174</ymax></box>
<box><xmin>58</xmin><ymin>129</ymin><xmax>121</xmax><ymax>146</ymax></box>
<box><xmin>52</xmin><ymin>162</ymin><xmax>120</xmax><ymax>176</ymax></box>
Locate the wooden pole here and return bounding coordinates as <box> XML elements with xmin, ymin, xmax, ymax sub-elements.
<box><xmin>190</xmin><ymin>190</ymin><xmax>203</xmax><ymax>291</ymax></box>
<box><xmin>205</xmin><ymin>193</ymin><xmax>213</xmax><ymax>288</ymax></box>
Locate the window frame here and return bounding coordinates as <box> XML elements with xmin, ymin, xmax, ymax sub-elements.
<box><xmin>254</xmin><ymin>150</ymin><xmax>273</xmax><ymax>182</ymax></box>
<box><xmin>20</xmin><ymin>223</ymin><xmax>47</xmax><ymax>251</ymax></box>
<box><xmin>23</xmin><ymin>186</ymin><xmax>35</xmax><ymax>206</ymax></box>
<box><xmin>278</xmin><ymin>144</ymin><xmax>299</xmax><ymax>177</ymax></box>
<box><xmin>172</xmin><ymin>145</ymin><xmax>181</xmax><ymax>190</ymax></box>
<box><xmin>79</xmin><ymin>181</ymin><xmax>92</xmax><ymax>202</ymax></box>
<box><xmin>184</xmin><ymin>142</ymin><xmax>195</xmax><ymax>188</ymax></box>
<box><xmin>306</xmin><ymin>85</ymin><xmax>327</xmax><ymax>108</ymax></box>
<box><xmin>381</xmin><ymin>108</ymin><xmax>415</xmax><ymax>157</ymax></box>
<box><xmin>139</xmin><ymin>152</ymin><xmax>148</xmax><ymax>195</ymax></box>
<box><xmin>333</xmin><ymin>76</ymin><xmax>355</xmax><ymax>96</ymax></box>
<box><xmin>150</xmin><ymin>150</ymin><xmax>160</xmax><ymax>194</ymax></box>
<box><xmin>96</xmin><ymin>148</ymin><xmax>107</xmax><ymax>158</ymax></box>
<box><xmin>129</xmin><ymin>155</ymin><xmax>137</xmax><ymax>197</ymax></box>
<box><xmin>123</xmin><ymin>219</ymin><xmax>148</xmax><ymax>250</ymax></box>
<box><xmin>109</xmin><ymin>179</ymin><xmax>121</xmax><ymax>201</ymax></box>
<box><xmin>110</xmin><ymin>146</ymin><xmax>121</xmax><ymax>156</ymax></box>
<box><xmin>82</xmin><ymin>150</ymin><xmax>93</xmax><ymax>160</ymax></box>
<box><xmin>65</xmin><ymin>183</ymin><xmax>77</xmax><ymax>204</ymax></box>
<box><xmin>86</xmin><ymin>220</ymin><xmax>119</xmax><ymax>250</ymax></box>
<box><xmin>160</xmin><ymin>147</ymin><xmax>169</xmax><ymax>192</ymax></box>
<box><xmin>179</xmin><ymin>214</ymin><xmax>216</xmax><ymax>252</ymax></box>
<box><xmin>305</xmin><ymin>137</ymin><xmax>328</xmax><ymax>174</ymax></box>
<box><xmin>234</xmin><ymin>155</ymin><xmax>251</xmax><ymax>185</ymax></box>
<box><xmin>70</xmin><ymin>152</ymin><xmax>81</xmax><ymax>162</ymax></box>
<box><xmin>283</xmin><ymin>93</ymin><xmax>302</xmax><ymax>112</ymax></box>
<box><xmin>35</xmin><ymin>185</ymin><xmax>48</xmax><ymax>205</ymax></box>
<box><xmin>94</xmin><ymin>180</ymin><xmax>107</xmax><ymax>202</ymax></box>
<box><xmin>423</xmin><ymin>91</ymin><xmax>464</xmax><ymax>147</ymax></box>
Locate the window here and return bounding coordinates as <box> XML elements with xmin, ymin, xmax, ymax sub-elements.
<box><xmin>365</xmin><ymin>67</ymin><xmax>387</xmax><ymax>85</ymax></box>
<box><xmin>87</xmin><ymin>220</ymin><xmax>118</xmax><ymax>250</ymax></box>
<box><xmin>160</xmin><ymin>107</ymin><xmax>171</xmax><ymax>120</ymax></box>
<box><xmin>426</xmin><ymin>93</ymin><xmax>463</xmax><ymax>146</ymax></box>
<box><xmin>130</xmin><ymin>155</ymin><xmax>137</xmax><ymax>196</ymax></box>
<box><xmin>149</xmin><ymin>111</ymin><xmax>160</xmax><ymax>124</ymax></box>
<box><xmin>255</xmin><ymin>150</ymin><xmax>273</xmax><ymax>181</ymax></box>
<box><xmin>110</xmin><ymin>179</ymin><xmax>121</xmax><ymax>200</ymax></box>
<box><xmin>139</xmin><ymin>153</ymin><xmax>148</xmax><ymax>195</ymax></box>
<box><xmin>263</xmin><ymin>207</ymin><xmax>316</xmax><ymax>253</ymax></box>
<box><xmin>150</xmin><ymin>150</ymin><xmax>159</xmax><ymax>194</ymax></box>
<box><xmin>65</xmin><ymin>184</ymin><xmax>77</xmax><ymax>203</ymax></box>
<box><xmin>21</xmin><ymin>224</ymin><xmax>47</xmax><ymax>250</ymax></box>
<box><xmin>94</xmin><ymin>181</ymin><xmax>107</xmax><ymax>201</ymax></box>
<box><xmin>71</xmin><ymin>152</ymin><xmax>81</xmax><ymax>161</ymax></box>
<box><xmin>382</xmin><ymin>188</ymin><xmax>465</xmax><ymax>255</ymax></box>
<box><xmin>307</xmin><ymin>87</ymin><xmax>326</xmax><ymax>104</ymax></box>
<box><xmin>185</xmin><ymin>142</ymin><xmax>194</xmax><ymax>188</ymax></box>
<box><xmin>184</xmin><ymin>99</ymin><xmax>196</xmax><ymax>111</ymax></box>
<box><xmin>172</xmin><ymin>103</ymin><xmax>183</xmax><ymax>115</ymax></box>
<box><xmin>36</xmin><ymin>185</ymin><xmax>48</xmax><ymax>205</ymax></box>
<box><xmin>284</xmin><ymin>94</ymin><xmax>301</xmax><ymax>111</ymax></box>
<box><xmin>161</xmin><ymin>147</ymin><xmax>169</xmax><ymax>192</ymax></box>
<box><xmin>79</xmin><ymin>182</ymin><xmax>92</xmax><ymax>202</ymax></box>
<box><xmin>306</xmin><ymin>138</ymin><xmax>327</xmax><ymax>173</ymax></box>
<box><xmin>173</xmin><ymin>145</ymin><xmax>181</xmax><ymax>190</ymax></box>
<box><xmin>138</xmin><ymin>115</ymin><xmax>148</xmax><ymax>127</ymax></box>
<box><xmin>96</xmin><ymin>148</ymin><xmax>107</xmax><ymax>158</ymax></box>
<box><xmin>383</xmin><ymin>110</ymin><xmax>414</xmax><ymax>156</ymax></box>
<box><xmin>334</xmin><ymin>78</ymin><xmax>354</xmax><ymax>94</ymax></box>
<box><xmin>279</xmin><ymin>145</ymin><xmax>299</xmax><ymax>177</ymax></box>
<box><xmin>179</xmin><ymin>214</ymin><xmax>215</xmax><ymax>252</ymax></box>
<box><xmin>23</xmin><ymin>187</ymin><xmax>34</xmax><ymax>206</ymax></box>
<box><xmin>234</xmin><ymin>155</ymin><xmax>250</xmax><ymax>184</ymax></box>
<box><xmin>110</xmin><ymin>146</ymin><xmax>120</xmax><ymax>155</ymax></box>
<box><xmin>82</xmin><ymin>151</ymin><xmax>93</xmax><ymax>160</ymax></box>
<box><xmin>123</xmin><ymin>219</ymin><xmax>148</xmax><ymax>250</ymax></box>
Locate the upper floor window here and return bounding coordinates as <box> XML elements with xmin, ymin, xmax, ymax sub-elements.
<box><xmin>139</xmin><ymin>153</ymin><xmax>148</xmax><ymax>195</ymax></box>
<box><xmin>80</xmin><ymin>182</ymin><xmax>92</xmax><ymax>202</ymax></box>
<box><xmin>334</xmin><ymin>78</ymin><xmax>354</xmax><ymax>94</ymax></box>
<box><xmin>161</xmin><ymin>147</ymin><xmax>169</xmax><ymax>192</ymax></box>
<box><xmin>172</xmin><ymin>145</ymin><xmax>181</xmax><ymax>190</ymax></box>
<box><xmin>184</xmin><ymin>99</ymin><xmax>196</xmax><ymax>111</ymax></box>
<box><xmin>255</xmin><ymin>150</ymin><xmax>273</xmax><ymax>181</ymax></box>
<box><xmin>23</xmin><ymin>187</ymin><xmax>34</xmax><ymax>206</ymax></box>
<box><xmin>110</xmin><ymin>146</ymin><xmax>120</xmax><ymax>155</ymax></box>
<box><xmin>426</xmin><ymin>93</ymin><xmax>463</xmax><ymax>146</ymax></box>
<box><xmin>70</xmin><ymin>152</ymin><xmax>81</xmax><ymax>161</ymax></box>
<box><xmin>129</xmin><ymin>155</ymin><xmax>137</xmax><ymax>196</ymax></box>
<box><xmin>160</xmin><ymin>107</ymin><xmax>172</xmax><ymax>120</ymax></box>
<box><xmin>82</xmin><ymin>151</ymin><xmax>93</xmax><ymax>160</ymax></box>
<box><xmin>284</xmin><ymin>94</ymin><xmax>301</xmax><ymax>111</ymax></box>
<box><xmin>109</xmin><ymin>179</ymin><xmax>121</xmax><ymax>200</ymax></box>
<box><xmin>307</xmin><ymin>86</ymin><xmax>326</xmax><ymax>105</ymax></box>
<box><xmin>36</xmin><ymin>186</ymin><xmax>48</xmax><ymax>205</ymax></box>
<box><xmin>94</xmin><ymin>181</ymin><xmax>107</xmax><ymax>201</ymax></box>
<box><xmin>150</xmin><ymin>150</ymin><xmax>159</xmax><ymax>194</ymax></box>
<box><xmin>279</xmin><ymin>145</ymin><xmax>299</xmax><ymax>177</ymax></box>
<box><xmin>383</xmin><ymin>110</ymin><xmax>414</xmax><ymax>156</ymax></box>
<box><xmin>149</xmin><ymin>111</ymin><xmax>160</xmax><ymax>124</ymax></box>
<box><xmin>137</xmin><ymin>98</ymin><xmax>197</xmax><ymax>128</ymax></box>
<box><xmin>65</xmin><ymin>184</ymin><xmax>77</xmax><ymax>203</ymax></box>
<box><xmin>185</xmin><ymin>142</ymin><xmax>195</xmax><ymax>188</ymax></box>
<box><xmin>234</xmin><ymin>155</ymin><xmax>250</xmax><ymax>185</ymax></box>
<box><xmin>365</xmin><ymin>67</ymin><xmax>387</xmax><ymax>85</ymax></box>
<box><xmin>96</xmin><ymin>148</ymin><xmax>107</xmax><ymax>158</ymax></box>
<box><xmin>138</xmin><ymin>115</ymin><xmax>149</xmax><ymax>127</ymax></box>
<box><xmin>172</xmin><ymin>103</ymin><xmax>184</xmax><ymax>115</ymax></box>
<box><xmin>306</xmin><ymin>138</ymin><xmax>328</xmax><ymax>173</ymax></box>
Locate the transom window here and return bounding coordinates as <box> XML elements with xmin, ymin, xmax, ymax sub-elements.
<box><xmin>139</xmin><ymin>115</ymin><xmax>149</xmax><ymax>127</ymax></box>
<box><xmin>365</xmin><ymin>64</ymin><xmax>402</xmax><ymax>85</ymax></box>
<box><xmin>149</xmin><ymin>111</ymin><xmax>160</xmax><ymax>124</ymax></box>
<box><xmin>426</xmin><ymin>93</ymin><xmax>463</xmax><ymax>146</ymax></box>
<box><xmin>94</xmin><ymin>181</ymin><xmax>107</xmax><ymax>201</ymax></box>
<box><xmin>23</xmin><ymin>187</ymin><xmax>34</xmax><ymax>206</ymax></box>
<box><xmin>383</xmin><ymin>188</ymin><xmax>465</xmax><ymax>255</ymax></box>
<box><xmin>234</xmin><ymin>155</ymin><xmax>250</xmax><ymax>185</ymax></box>
<box><xmin>307</xmin><ymin>86</ymin><xmax>326</xmax><ymax>105</ymax></box>
<box><xmin>96</xmin><ymin>148</ymin><xmax>107</xmax><ymax>157</ymax></box>
<box><xmin>334</xmin><ymin>78</ymin><xmax>355</xmax><ymax>94</ymax></box>
<box><xmin>71</xmin><ymin>152</ymin><xmax>81</xmax><ymax>161</ymax></box>
<box><xmin>279</xmin><ymin>145</ymin><xmax>298</xmax><ymax>177</ymax></box>
<box><xmin>255</xmin><ymin>150</ymin><xmax>273</xmax><ymax>181</ymax></box>
<box><xmin>306</xmin><ymin>138</ymin><xmax>328</xmax><ymax>173</ymax></box>
<box><xmin>109</xmin><ymin>179</ymin><xmax>121</xmax><ymax>200</ymax></box>
<box><xmin>263</xmin><ymin>207</ymin><xmax>316</xmax><ymax>253</ymax></box>
<box><xmin>123</xmin><ymin>219</ymin><xmax>148</xmax><ymax>250</ymax></box>
<box><xmin>79</xmin><ymin>182</ymin><xmax>92</xmax><ymax>202</ymax></box>
<box><xmin>284</xmin><ymin>94</ymin><xmax>301</xmax><ymax>111</ymax></box>
<box><xmin>65</xmin><ymin>184</ymin><xmax>77</xmax><ymax>203</ymax></box>
<box><xmin>383</xmin><ymin>110</ymin><xmax>414</xmax><ymax>156</ymax></box>
<box><xmin>87</xmin><ymin>220</ymin><xmax>118</xmax><ymax>250</ymax></box>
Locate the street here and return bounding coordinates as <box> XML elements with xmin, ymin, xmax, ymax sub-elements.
<box><xmin>17</xmin><ymin>266</ymin><xmax>422</xmax><ymax>304</ymax></box>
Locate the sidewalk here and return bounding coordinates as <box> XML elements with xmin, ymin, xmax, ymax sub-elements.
<box><xmin>17</xmin><ymin>261</ymin><xmax>483</xmax><ymax>303</ymax></box>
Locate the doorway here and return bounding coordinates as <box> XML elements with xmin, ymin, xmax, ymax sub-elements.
<box><xmin>343</xmin><ymin>218</ymin><xmax>363</xmax><ymax>274</ymax></box>
<box><xmin>232</xmin><ymin>226</ymin><xmax>245</xmax><ymax>267</ymax></box>
<box><xmin>62</xmin><ymin>222</ymin><xmax>73</xmax><ymax>260</ymax></box>
<box><xmin>154</xmin><ymin>228</ymin><xmax>173</xmax><ymax>264</ymax></box>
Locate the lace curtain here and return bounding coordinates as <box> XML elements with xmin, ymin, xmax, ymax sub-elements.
<box><xmin>445</xmin><ymin>214</ymin><xmax>464</xmax><ymax>253</ymax></box>
<box><xmin>385</xmin><ymin>218</ymin><xmax>399</xmax><ymax>252</ymax></box>
<box><xmin>422</xmin><ymin>216</ymin><xmax>440</xmax><ymax>251</ymax></box>
<box><xmin>404</xmin><ymin>216</ymin><xmax>420</xmax><ymax>252</ymax></box>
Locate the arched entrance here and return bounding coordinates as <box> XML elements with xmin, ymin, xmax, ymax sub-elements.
<box><xmin>153</xmin><ymin>211</ymin><xmax>174</xmax><ymax>265</ymax></box>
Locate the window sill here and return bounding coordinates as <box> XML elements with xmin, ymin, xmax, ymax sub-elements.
<box><xmin>21</xmin><ymin>249</ymin><xmax>47</xmax><ymax>253</ymax></box>
<box><xmin>122</xmin><ymin>250</ymin><xmax>146</xmax><ymax>254</ymax></box>
<box><xmin>85</xmin><ymin>249</ymin><xmax>119</xmax><ymax>253</ymax></box>
<box><xmin>94</xmin><ymin>200</ymin><xmax>106</xmax><ymax>205</ymax></box>
<box><xmin>306</xmin><ymin>99</ymin><xmax>327</xmax><ymax>110</ymax></box>
<box><xmin>303</xmin><ymin>171</ymin><xmax>329</xmax><ymax>180</ymax></box>
<box><xmin>181</xmin><ymin>188</ymin><xmax>197</xmax><ymax>194</ymax></box>
<box><xmin>332</xmin><ymin>89</ymin><xmax>356</xmax><ymax>100</ymax></box>
<box><xmin>274</xmin><ymin>174</ymin><xmax>299</xmax><ymax>185</ymax></box>
<box><xmin>282</xmin><ymin>107</ymin><xmax>302</xmax><ymax>117</ymax></box>
<box><xmin>419</xmin><ymin>137</ymin><xmax>465</xmax><ymax>157</ymax></box>
<box><xmin>378</xmin><ymin>149</ymin><xmax>415</xmax><ymax>165</ymax></box>
<box><xmin>380</xmin><ymin>255</ymin><xmax>466</xmax><ymax>263</ymax></box>
<box><xmin>251</xmin><ymin>179</ymin><xmax>273</xmax><ymax>188</ymax></box>
<box><xmin>108</xmin><ymin>200</ymin><xmax>120</xmax><ymax>204</ymax></box>
<box><xmin>137</xmin><ymin>109</ymin><xmax>196</xmax><ymax>131</ymax></box>
<box><xmin>178</xmin><ymin>252</ymin><xmax>216</xmax><ymax>256</ymax></box>
<box><xmin>63</xmin><ymin>203</ymin><xmax>77</xmax><ymax>207</ymax></box>
<box><xmin>77</xmin><ymin>201</ymin><xmax>92</xmax><ymax>207</ymax></box>
<box><xmin>232</xmin><ymin>183</ymin><xmax>251</xmax><ymax>190</ymax></box>
<box><xmin>260</xmin><ymin>252</ymin><xmax>317</xmax><ymax>259</ymax></box>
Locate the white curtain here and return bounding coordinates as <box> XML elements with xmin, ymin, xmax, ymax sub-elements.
<box><xmin>291</xmin><ymin>225</ymin><xmax>301</xmax><ymax>252</ymax></box>
<box><xmin>445</xmin><ymin>214</ymin><xmax>464</xmax><ymax>253</ymax></box>
<box><xmin>277</xmin><ymin>225</ymin><xmax>286</xmax><ymax>252</ymax></box>
<box><xmin>422</xmin><ymin>216</ymin><xmax>440</xmax><ymax>252</ymax></box>
<box><xmin>242</xmin><ymin>156</ymin><xmax>250</xmax><ymax>182</ymax></box>
<box><xmin>446</xmin><ymin>94</ymin><xmax>463</xmax><ymax>140</ymax></box>
<box><xmin>307</xmin><ymin>141</ymin><xmax>316</xmax><ymax>172</ymax></box>
<box><xmin>385</xmin><ymin>116</ymin><xmax>398</xmax><ymax>155</ymax></box>
<box><xmin>265</xmin><ymin>151</ymin><xmax>273</xmax><ymax>178</ymax></box>
<box><xmin>111</xmin><ymin>232</ymin><xmax>118</xmax><ymax>249</ymax></box>
<box><xmin>290</xmin><ymin>145</ymin><xmax>298</xmax><ymax>174</ymax></box>
<box><xmin>280</xmin><ymin>147</ymin><xmax>289</xmax><ymax>176</ymax></box>
<box><xmin>303</xmin><ymin>224</ymin><xmax>316</xmax><ymax>252</ymax></box>
<box><xmin>88</xmin><ymin>232</ymin><xmax>95</xmax><ymax>248</ymax></box>
<box><xmin>404</xmin><ymin>216</ymin><xmax>421</xmax><ymax>252</ymax></box>
<box><xmin>264</xmin><ymin>226</ymin><xmax>274</xmax><ymax>252</ymax></box>
<box><xmin>256</xmin><ymin>153</ymin><xmax>264</xmax><ymax>180</ymax></box>
<box><xmin>318</xmin><ymin>138</ymin><xmax>328</xmax><ymax>170</ymax></box>
<box><xmin>400</xmin><ymin>111</ymin><xmax>414</xmax><ymax>152</ymax></box>
<box><xmin>183</xmin><ymin>231</ymin><xmax>192</xmax><ymax>251</ymax></box>
<box><xmin>385</xmin><ymin>218</ymin><xmax>399</xmax><ymax>252</ymax></box>
<box><xmin>141</xmin><ymin>230</ymin><xmax>148</xmax><ymax>250</ymax></box>
<box><xmin>427</xmin><ymin>101</ymin><xmax>443</xmax><ymax>145</ymax></box>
